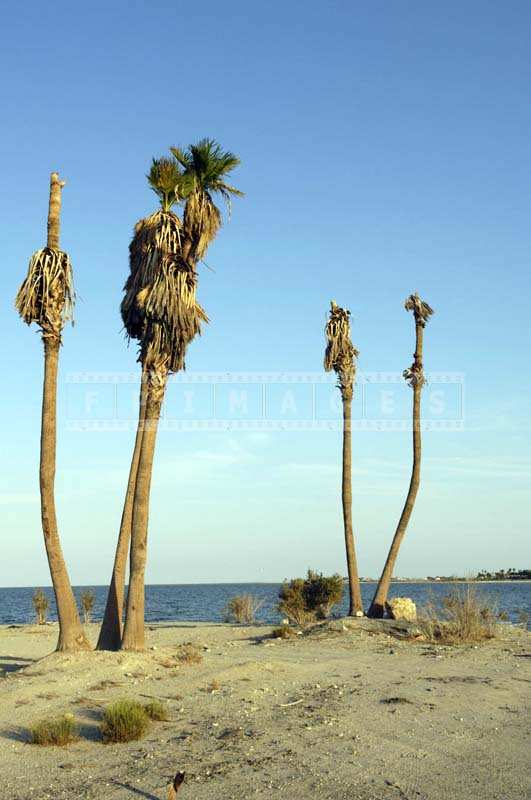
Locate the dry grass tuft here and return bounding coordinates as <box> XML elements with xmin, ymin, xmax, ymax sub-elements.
<box><xmin>418</xmin><ymin>586</ymin><xmax>500</xmax><ymax>644</ymax></box>
<box><xmin>29</xmin><ymin>714</ymin><xmax>78</xmax><ymax>746</ymax></box>
<box><xmin>272</xmin><ymin>625</ymin><xmax>298</xmax><ymax>639</ymax></box>
<box><xmin>176</xmin><ymin>643</ymin><xmax>203</xmax><ymax>665</ymax></box>
<box><xmin>100</xmin><ymin>699</ymin><xmax>150</xmax><ymax>743</ymax></box>
<box><xmin>223</xmin><ymin>594</ymin><xmax>264</xmax><ymax>624</ymax></box>
<box><xmin>143</xmin><ymin>699</ymin><xmax>169</xmax><ymax>721</ymax></box>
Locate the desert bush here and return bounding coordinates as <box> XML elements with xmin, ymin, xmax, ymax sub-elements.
<box><xmin>419</xmin><ymin>586</ymin><xmax>499</xmax><ymax>644</ymax></box>
<box><xmin>176</xmin><ymin>642</ymin><xmax>203</xmax><ymax>665</ymax></box>
<box><xmin>223</xmin><ymin>594</ymin><xmax>264</xmax><ymax>624</ymax></box>
<box><xmin>32</xmin><ymin>589</ymin><xmax>49</xmax><ymax>625</ymax></box>
<box><xmin>80</xmin><ymin>589</ymin><xmax>95</xmax><ymax>624</ymax></box>
<box><xmin>100</xmin><ymin>699</ymin><xmax>150</xmax><ymax>743</ymax></box>
<box><xmin>143</xmin><ymin>700</ymin><xmax>169</xmax><ymax>721</ymax></box>
<box><xmin>278</xmin><ymin>570</ymin><xmax>344</xmax><ymax>626</ymax></box>
<box><xmin>29</xmin><ymin>714</ymin><xmax>78</xmax><ymax>746</ymax></box>
<box><xmin>272</xmin><ymin>625</ymin><xmax>297</xmax><ymax>639</ymax></box>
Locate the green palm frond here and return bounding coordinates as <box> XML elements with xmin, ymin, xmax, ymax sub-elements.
<box><xmin>169</xmin><ymin>138</ymin><xmax>243</xmax><ymax>263</ymax></box>
<box><xmin>147</xmin><ymin>158</ymin><xmax>187</xmax><ymax>212</ymax></box>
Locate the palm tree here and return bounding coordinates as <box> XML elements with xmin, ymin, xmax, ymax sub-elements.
<box><xmin>15</xmin><ymin>172</ymin><xmax>90</xmax><ymax>652</ymax></box>
<box><xmin>368</xmin><ymin>293</ymin><xmax>434</xmax><ymax>618</ymax></box>
<box><xmin>120</xmin><ymin>142</ymin><xmax>242</xmax><ymax>650</ymax></box>
<box><xmin>324</xmin><ymin>301</ymin><xmax>364</xmax><ymax>616</ymax></box>
<box><xmin>98</xmin><ymin>157</ymin><xmax>199</xmax><ymax>650</ymax></box>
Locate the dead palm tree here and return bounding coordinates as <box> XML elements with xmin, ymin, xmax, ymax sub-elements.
<box><xmin>368</xmin><ymin>293</ymin><xmax>434</xmax><ymax>618</ymax></box>
<box><xmin>120</xmin><ymin>142</ymin><xmax>242</xmax><ymax>651</ymax></box>
<box><xmin>15</xmin><ymin>172</ymin><xmax>90</xmax><ymax>652</ymax></box>
<box><xmin>324</xmin><ymin>301</ymin><xmax>364</xmax><ymax>616</ymax></box>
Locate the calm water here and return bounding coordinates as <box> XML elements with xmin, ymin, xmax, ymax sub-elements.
<box><xmin>0</xmin><ymin>582</ymin><xmax>529</xmax><ymax>626</ymax></box>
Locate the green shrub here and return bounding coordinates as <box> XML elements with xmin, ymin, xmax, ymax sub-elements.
<box><xmin>223</xmin><ymin>594</ymin><xmax>264</xmax><ymax>624</ymax></box>
<box><xmin>143</xmin><ymin>700</ymin><xmax>169</xmax><ymax>721</ymax></box>
<box><xmin>29</xmin><ymin>714</ymin><xmax>78</xmax><ymax>746</ymax></box>
<box><xmin>100</xmin><ymin>699</ymin><xmax>150</xmax><ymax>743</ymax></box>
<box><xmin>32</xmin><ymin>589</ymin><xmax>49</xmax><ymax>625</ymax></box>
<box><xmin>278</xmin><ymin>570</ymin><xmax>343</xmax><ymax>626</ymax></box>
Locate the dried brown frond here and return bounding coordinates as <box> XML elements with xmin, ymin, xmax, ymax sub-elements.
<box><xmin>182</xmin><ymin>190</ymin><xmax>222</xmax><ymax>263</ymax></box>
<box><xmin>324</xmin><ymin>300</ymin><xmax>358</xmax><ymax>397</ymax></box>
<box><xmin>403</xmin><ymin>364</ymin><xmax>426</xmax><ymax>388</ymax></box>
<box><xmin>404</xmin><ymin>292</ymin><xmax>434</xmax><ymax>327</ymax></box>
<box><xmin>122</xmin><ymin>210</ymin><xmax>208</xmax><ymax>375</ymax></box>
<box><xmin>15</xmin><ymin>247</ymin><xmax>74</xmax><ymax>340</ymax></box>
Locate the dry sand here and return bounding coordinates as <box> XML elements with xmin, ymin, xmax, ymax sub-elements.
<box><xmin>0</xmin><ymin>619</ymin><xmax>529</xmax><ymax>800</ymax></box>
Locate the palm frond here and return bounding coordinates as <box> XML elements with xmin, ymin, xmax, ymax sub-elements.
<box><xmin>122</xmin><ymin>210</ymin><xmax>207</xmax><ymax>375</ymax></box>
<box><xmin>404</xmin><ymin>293</ymin><xmax>434</xmax><ymax>326</ymax></box>
<box><xmin>170</xmin><ymin>138</ymin><xmax>242</xmax><ymax>263</ymax></box>
<box><xmin>147</xmin><ymin>158</ymin><xmax>187</xmax><ymax>212</ymax></box>
<box><xmin>324</xmin><ymin>301</ymin><xmax>358</xmax><ymax>396</ymax></box>
<box><xmin>15</xmin><ymin>247</ymin><xmax>74</xmax><ymax>340</ymax></box>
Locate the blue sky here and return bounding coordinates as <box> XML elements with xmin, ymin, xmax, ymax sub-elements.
<box><xmin>1</xmin><ymin>1</ymin><xmax>530</xmax><ymax>586</ymax></box>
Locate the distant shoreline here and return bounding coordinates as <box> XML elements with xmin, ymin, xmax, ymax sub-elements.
<box><xmin>1</xmin><ymin>579</ymin><xmax>530</xmax><ymax>590</ymax></box>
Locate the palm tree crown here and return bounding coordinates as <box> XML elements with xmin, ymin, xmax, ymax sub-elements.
<box><xmin>170</xmin><ymin>138</ymin><xmax>243</xmax><ymax>263</ymax></box>
<box><xmin>324</xmin><ymin>301</ymin><xmax>359</xmax><ymax>399</ymax></box>
<box><xmin>404</xmin><ymin>292</ymin><xmax>434</xmax><ymax>327</ymax></box>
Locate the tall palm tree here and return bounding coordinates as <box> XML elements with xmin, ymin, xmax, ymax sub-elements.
<box><xmin>15</xmin><ymin>173</ymin><xmax>90</xmax><ymax>652</ymax></box>
<box><xmin>368</xmin><ymin>293</ymin><xmax>434</xmax><ymax>618</ymax></box>
<box><xmin>324</xmin><ymin>301</ymin><xmax>364</xmax><ymax>616</ymax></box>
<box><xmin>98</xmin><ymin>158</ymin><xmax>188</xmax><ymax>650</ymax></box>
<box><xmin>120</xmin><ymin>142</ymin><xmax>242</xmax><ymax>651</ymax></box>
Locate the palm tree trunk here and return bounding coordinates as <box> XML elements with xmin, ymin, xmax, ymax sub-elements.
<box><xmin>47</xmin><ymin>172</ymin><xmax>64</xmax><ymax>249</ymax></box>
<box><xmin>39</xmin><ymin>172</ymin><xmax>89</xmax><ymax>652</ymax></box>
<box><xmin>121</xmin><ymin>372</ymin><xmax>166</xmax><ymax>651</ymax></box>
<box><xmin>97</xmin><ymin>373</ymin><xmax>148</xmax><ymax>650</ymax></box>
<box><xmin>368</xmin><ymin>325</ymin><xmax>424</xmax><ymax>618</ymax></box>
<box><xmin>342</xmin><ymin>393</ymin><xmax>363</xmax><ymax>615</ymax></box>
<box><xmin>41</xmin><ymin>338</ymin><xmax>90</xmax><ymax>651</ymax></box>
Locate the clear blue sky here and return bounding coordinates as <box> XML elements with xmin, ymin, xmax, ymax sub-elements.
<box><xmin>1</xmin><ymin>1</ymin><xmax>530</xmax><ymax>586</ymax></box>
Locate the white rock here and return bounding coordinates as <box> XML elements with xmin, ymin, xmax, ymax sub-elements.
<box><xmin>385</xmin><ymin>597</ymin><xmax>417</xmax><ymax>622</ymax></box>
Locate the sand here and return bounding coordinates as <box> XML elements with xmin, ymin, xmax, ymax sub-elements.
<box><xmin>0</xmin><ymin>619</ymin><xmax>529</xmax><ymax>800</ymax></box>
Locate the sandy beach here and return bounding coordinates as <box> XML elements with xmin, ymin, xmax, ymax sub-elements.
<box><xmin>1</xmin><ymin>619</ymin><xmax>529</xmax><ymax>800</ymax></box>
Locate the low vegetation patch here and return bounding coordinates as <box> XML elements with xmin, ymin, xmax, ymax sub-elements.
<box><xmin>272</xmin><ymin>625</ymin><xmax>298</xmax><ymax>639</ymax></box>
<box><xmin>176</xmin><ymin>642</ymin><xmax>203</xmax><ymax>665</ymax></box>
<box><xmin>223</xmin><ymin>594</ymin><xmax>264</xmax><ymax>624</ymax></box>
<box><xmin>278</xmin><ymin>570</ymin><xmax>343</xmax><ymax>627</ymax></box>
<box><xmin>419</xmin><ymin>586</ymin><xmax>500</xmax><ymax>644</ymax></box>
<box><xmin>32</xmin><ymin>588</ymin><xmax>50</xmax><ymax>625</ymax></box>
<box><xmin>29</xmin><ymin>714</ymin><xmax>78</xmax><ymax>746</ymax></box>
<box><xmin>80</xmin><ymin>589</ymin><xmax>95</xmax><ymax>624</ymax></box>
<box><xmin>100</xmin><ymin>699</ymin><xmax>150</xmax><ymax>743</ymax></box>
<box><xmin>143</xmin><ymin>700</ymin><xmax>169</xmax><ymax>721</ymax></box>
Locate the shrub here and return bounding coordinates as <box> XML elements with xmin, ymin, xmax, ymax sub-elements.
<box><xmin>80</xmin><ymin>589</ymin><xmax>95</xmax><ymax>624</ymax></box>
<box><xmin>278</xmin><ymin>570</ymin><xmax>344</xmax><ymax>626</ymax></box>
<box><xmin>176</xmin><ymin>643</ymin><xmax>203</xmax><ymax>665</ymax></box>
<box><xmin>100</xmin><ymin>700</ymin><xmax>150</xmax><ymax>743</ymax></box>
<box><xmin>272</xmin><ymin>625</ymin><xmax>297</xmax><ymax>639</ymax></box>
<box><xmin>419</xmin><ymin>586</ymin><xmax>499</xmax><ymax>644</ymax></box>
<box><xmin>29</xmin><ymin>714</ymin><xmax>78</xmax><ymax>746</ymax></box>
<box><xmin>223</xmin><ymin>594</ymin><xmax>264</xmax><ymax>624</ymax></box>
<box><xmin>303</xmin><ymin>571</ymin><xmax>343</xmax><ymax>617</ymax></box>
<box><xmin>143</xmin><ymin>700</ymin><xmax>169</xmax><ymax>721</ymax></box>
<box><xmin>32</xmin><ymin>589</ymin><xmax>49</xmax><ymax>625</ymax></box>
